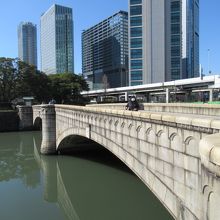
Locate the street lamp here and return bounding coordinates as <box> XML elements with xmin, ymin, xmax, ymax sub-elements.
<box><xmin>208</xmin><ymin>49</ymin><xmax>212</xmax><ymax>74</ymax></box>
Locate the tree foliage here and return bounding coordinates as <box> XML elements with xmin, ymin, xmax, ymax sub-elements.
<box><xmin>16</xmin><ymin>61</ymin><xmax>51</xmax><ymax>102</ymax></box>
<box><xmin>0</xmin><ymin>57</ymin><xmax>18</xmax><ymax>102</ymax></box>
<box><xmin>0</xmin><ymin>57</ymin><xmax>89</xmax><ymax>105</ymax></box>
<box><xmin>48</xmin><ymin>73</ymin><xmax>89</xmax><ymax>104</ymax></box>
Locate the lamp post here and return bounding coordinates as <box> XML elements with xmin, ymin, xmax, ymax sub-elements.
<box><xmin>208</xmin><ymin>49</ymin><xmax>211</xmax><ymax>74</ymax></box>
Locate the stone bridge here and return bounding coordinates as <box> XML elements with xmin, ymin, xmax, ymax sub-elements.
<box><xmin>18</xmin><ymin>103</ymin><xmax>220</xmax><ymax>220</ymax></box>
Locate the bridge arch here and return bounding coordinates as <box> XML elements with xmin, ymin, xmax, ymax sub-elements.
<box><xmin>56</xmin><ymin>126</ymin><xmax>180</xmax><ymax>219</ymax></box>
<box><xmin>57</xmin><ymin>127</ymin><xmax>124</xmax><ymax>154</ymax></box>
<box><xmin>33</xmin><ymin>116</ymin><xmax>42</xmax><ymax>130</ymax></box>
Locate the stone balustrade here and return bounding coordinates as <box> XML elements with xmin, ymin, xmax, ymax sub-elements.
<box><xmin>88</xmin><ymin>103</ymin><xmax>220</xmax><ymax>117</ymax></box>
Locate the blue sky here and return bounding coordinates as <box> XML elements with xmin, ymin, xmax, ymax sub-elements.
<box><xmin>0</xmin><ymin>0</ymin><xmax>219</xmax><ymax>74</ymax></box>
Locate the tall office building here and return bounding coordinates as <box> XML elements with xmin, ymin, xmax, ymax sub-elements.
<box><xmin>82</xmin><ymin>11</ymin><xmax>128</xmax><ymax>89</ymax></box>
<box><xmin>18</xmin><ymin>22</ymin><xmax>37</xmax><ymax>66</ymax></box>
<box><xmin>181</xmin><ymin>0</ymin><xmax>200</xmax><ymax>79</ymax></box>
<box><xmin>129</xmin><ymin>0</ymin><xmax>199</xmax><ymax>86</ymax></box>
<box><xmin>40</xmin><ymin>4</ymin><xmax>74</xmax><ymax>75</ymax></box>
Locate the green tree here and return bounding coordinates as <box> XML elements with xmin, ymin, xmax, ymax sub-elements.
<box><xmin>0</xmin><ymin>57</ymin><xmax>19</xmax><ymax>102</ymax></box>
<box><xmin>0</xmin><ymin>57</ymin><xmax>89</xmax><ymax>105</ymax></box>
<box><xmin>16</xmin><ymin>61</ymin><xmax>51</xmax><ymax>103</ymax></box>
<box><xmin>48</xmin><ymin>73</ymin><xmax>89</xmax><ymax>104</ymax></box>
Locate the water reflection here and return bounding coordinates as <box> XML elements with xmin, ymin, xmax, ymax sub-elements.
<box><xmin>0</xmin><ymin>132</ymin><xmax>173</xmax><ymax>220</ymax></box>
<box><xmin>0</xmin><ymin>132</ymin><xmax>40</xmax><ymax>188</ymax></box>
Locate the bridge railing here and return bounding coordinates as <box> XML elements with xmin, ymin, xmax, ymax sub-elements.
<box><xmin>55</xmin><ymin>104</ymin><xmax>220</xmax><ymax>133</ymax></box>
<box><xmin>87</xmin><ymin>102</ymin><xmax>220</xmax><ymax>117</ymax></box>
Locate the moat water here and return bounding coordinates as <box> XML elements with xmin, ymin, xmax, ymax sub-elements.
<box><xmin>0</xmin><ymin>131</ymin><xmax>173</xmax><ymax>220</ymax></box>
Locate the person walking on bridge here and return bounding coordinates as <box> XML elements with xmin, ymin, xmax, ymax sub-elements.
<box><xmin>126</xmin><ymin>96</ymin><xmax>139</xmax><ymax>111</ymax></box>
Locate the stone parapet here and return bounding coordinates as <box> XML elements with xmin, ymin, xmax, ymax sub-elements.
<box><xmin>56</xmin><ymin>104</ymin><xmax>220</xmax><ymax>132</ymax></box>
<box><xmin>87</xmin><ymin>103</ymin><xmax>220</xmax><ymax>117</ymax></box>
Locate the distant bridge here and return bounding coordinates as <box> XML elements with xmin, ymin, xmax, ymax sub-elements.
<box><xmin>81</xmin><ymin>75</ymin><xmax>220</xmax><ymax>103</ymax></box>
<box><xmin>18</xmin><ymin>103</ymin><xmax>220</xmax><ymax>220</ymax></box>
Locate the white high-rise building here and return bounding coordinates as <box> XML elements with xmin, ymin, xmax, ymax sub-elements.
<box><xmin>40</xmin><ymin>4</ymin><xmax>74</xmax><ymax>75</ymax></box>
<box><xmin>18</xmin><ymin>22</ymin><xmax>37</xmax><ymax>66</ymax></box>
<box><xmin>129</xmin><ymin>0</ymin><xmax>199</xmax><ymax>86</ymax></box>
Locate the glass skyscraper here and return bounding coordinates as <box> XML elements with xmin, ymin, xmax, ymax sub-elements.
<box><xmin>40</xmin><ymin>4</ymin><xmax>74</xmax><ymax>75</ymax></box>
<box><xmin>181</xmin><ymin>0</ymin><xmax>200</xmax><ymax>79</ymax></box>
<box><xmin>82</xmin><ymin>11</ymin><xmax>128</xmax><ymax>89</ymax></box>
<box><xmin>129</xmin><ymin>0</ymin><xmax>199</xmax><ymax>85</ymax></box>
<box><xmin>18</xmin><ymin>22</ymin><xmax>37</xmax><ymax>67</ymax></box>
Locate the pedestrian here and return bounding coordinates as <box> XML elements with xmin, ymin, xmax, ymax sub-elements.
<box><xmin>126</xmin><ymin>96</ymin><xmax>139</xmax><ymax>111</ymax></box>
<box><xmin>49</xmin><ymin>98</ymin><xmax>56</xmax><ymax>104</ymax></box>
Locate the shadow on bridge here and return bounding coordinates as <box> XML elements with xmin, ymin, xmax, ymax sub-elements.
<box><xmin>33</xmin><ymin>116</ymin><xmax>42</xmax><ymax>131</ymax></box>
<box><xmin>58</xmin><ymin>135</ymin><xmax>133</xmax><ymax>174</ymax></box>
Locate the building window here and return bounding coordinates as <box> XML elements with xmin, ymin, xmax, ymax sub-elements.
<box><xmin>171</xmin><ymin>58</ymin><xmax>180</xmax><ymax>68</ymax></box>
<box><xmin>130</xmin><ymin>38</ymin><xmax>142</xmax><ymax>48</ymax></box>
<box><xmin>171</xmin><ymin>12</ymin><xmax>180</xmax><ymax>23</ymax></box>
<box><xmin>130</xmin><ymin>0</ymin><xmax>142</xmax><ymax>5</ymax></box>
<box><xmin>171</xmin><ymin>1</ymin><xmax>180</xmax><ymax>12</ymax></box>
<box><xmin>171</xmin><ymin>24</ymin><xmax>180</xmax><ymax>34</ymax></box>
<box><xmin>130</xmin><ymin>27</ymin><xmax>142</xmax><ymax>37</ymax></box>
<box><xmin>131</xmin><ymin>70</ymin><xmax>142</xmax><ymax>80</ymax></box>
<box><xmin>171</xmin><ymin>46</ymin><xmax>180</xmax><ymax>57</ymax></box>
<box><xmin>131</xmin><ymin>81</ymin><xmax>142</xmax><ymax>86</ymax></box>
<box><xmin>131</xmin><ymin>49</ymin><xmax>142</xmax><ymax>58</ymax></box>
<box><xmin>131</xmin><ymin>59</ymin><xmax>142</xmax><ymax>69</ymax></box>
<box><xmin>171</xmin><ymin>69</ymin><xmax>180</xmax><ymax>80</ymax></box>
<box><xmin>171</xmin><ymin>35</ymin><xmax>180</xmax><ymax>45</ymax></box>
<box><xmin>130</xmin><ymin>5</ymin><xmax>142</xmax><ymax>16</ymax></box>
<box><xmin>130</xmin><ymin>16</ymin><xmax>142</xmax><ymax>26</ymax></box>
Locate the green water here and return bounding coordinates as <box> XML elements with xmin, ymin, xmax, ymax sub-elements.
<box><xmin>0</xmin><ymin>131</ymin><xmax>173</xmax><ymax>220</ymax></box>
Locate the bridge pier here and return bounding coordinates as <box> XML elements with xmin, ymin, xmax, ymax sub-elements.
<box><xmin>17</xmin><ymin>105</ymin><xmax>34</xmax><ymax>130</ymax></box>
<box><xmin>40</xmin><ymin>105</ymin><xmax>57</xmax><ymax>155</ymax></box>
